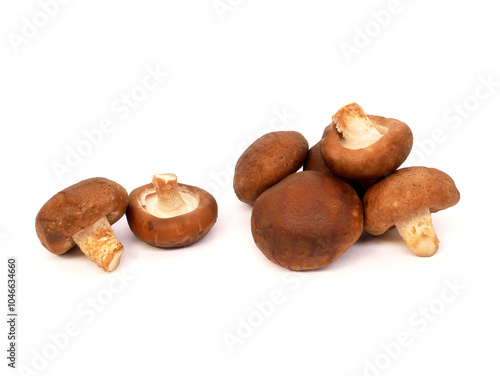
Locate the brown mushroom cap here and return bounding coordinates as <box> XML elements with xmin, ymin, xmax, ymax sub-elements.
<box><xmin>363</xmin><ymin>167</ymin><xmax>460</xmax><ymax>235</ymax></box>
<box><xmin>234</xmin><ymin>131</ymin><xmax>309</xmax><ymax>204</ymax></box>
<box><xmin>251</xmin><ymin>171</ymin><xmax>363</xmax><ymax>271</ymax></box>
<box><xmin>303</xmin><ymin>141</ymin><xmax>332</xmax><ymax>174</ymax></box>
<box><xmin>35</xmin><ymin>177</ymin><xmax>128</xmax><ymax>255</ymax></box>
<box><xmin>303</xmin><ymin>124</ymin><xmax>335</xmax><ymax>174</ymax></box>
<box><xmin>126</xmin><ymin>182</ymin><xmax>218</xmax><ymax>248</ymax></box>
<box><xmin>322</xmin><ymin>124</ymin><xmax>334</xmax><ymax>138</ymax></box>
<box><xmin>303</xmin><ymin>140</ymin><xmax>376</xmax><ymax>198</ymax></box>
<box><xmin>321</xmin><ymin>115</ymin><xmax>413</xmax><ymax>180</ymax></box>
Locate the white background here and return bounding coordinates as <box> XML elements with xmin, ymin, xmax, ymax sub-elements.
<box><xmin>1</xmin><ymin>1</ymin><xmax>499</xmax><ymax>375</ymax></box>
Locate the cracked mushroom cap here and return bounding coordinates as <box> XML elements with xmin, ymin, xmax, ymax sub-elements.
<box><xmin>363</xmin><ymin>167</ymin><xmax>460</xmax><ymax>235</ymax></box>
<box><xmin>251</xmin><ymin>171</ymin><xmax>363</xmax><ymax>271</ymax></box>
<box><xmin>234</xmin><ymin>131</ymin><xmax>309</xmax><ymax>205</ymax></box>
<box><xmin>321</xmin><ymin>104</ymin><xmax>413</xmax><ymax>180</ymax></box>
<box><xmin>126</xmin><ymin>174</ymin><xmax>218</xmax><ymax>248</ymax></box>
<box><xmin>35</xmin><ymin>177</ymin><xmax>129</xmax><ymax>255</ymax></box>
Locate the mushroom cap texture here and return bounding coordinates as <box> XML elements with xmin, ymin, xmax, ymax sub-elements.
<box><xmin>321</xmin><ymin>115</ymin><xmax>413</xmax><ymax>180</ymax></box>
<box><xmin>322</xmin><ymin>124</ymin><xmax>334</xmax><ymax>139</ymax></box>
<box><xmin>251</xmin><ymin>171</ymin><xmax>364</xmax><ymax>271</ymax></box>
<box><xmin>234</xmin><ymin>131</ymin><xmax>309</xmax><ymax>205</ymax></box>
<box><xmin>363</xmin><ymin>167</ymin><xmax>460</xmax><ymax>235</ymax></box>
<box><xmin>126</xmin><ymin>183</ymin><xmax>218</xmax><ymax>248</ymax></box>
<box><xmin>35</xmin><ymin>177</ymin><xmax>129</xmax><ymax>255</ymax></box>
<box><xmin>303</xmin><ymin>141</ymin><xmax>332</xmax><ymax>174</ymax></box>
<box><xmin>303</xmin><ymin>140</ymin><xmax>376</xmax><ymax>199</ymax></box>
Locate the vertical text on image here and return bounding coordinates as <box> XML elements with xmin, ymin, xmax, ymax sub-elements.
<box><xmin>7</xmin><ymin>258</ymin><xmax>17</xmax><ymax>369</ymax></box>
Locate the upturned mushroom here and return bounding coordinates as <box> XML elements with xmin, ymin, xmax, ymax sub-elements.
<box><xmin>126</xmin><ymin>174</ymin><xmax>218</xmax><ymax>248</ymax></box>
<box><xmin>234</xmin><ymin>131</ymin><xmax>309</xmax><ymax>204</ymax></box>
<box><xmin>35</xmin><ymin>177</ymin><xmax>129</xmax><ymax>272</ymax></box>
<box><xmin>363</xmin><ymin>167</ymin><xmax>460</xmax><ymax>257</ymax></box>
<box><xmin>321</xmin><ymin>103</ymin><xmax>413</xmax><ymax>180</ymax></box>
<box><xmin>251</xmin><ymin>171</ymin><xmax>363</xmax><ymax>270</ymax></box>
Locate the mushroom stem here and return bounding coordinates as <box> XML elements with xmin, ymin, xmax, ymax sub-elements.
<box><xmin>72</xmin><ymin>216</ymin><xmax>124</xmax><ymax>272</ymax></box>
<box><xmin>152</xmin><ymin>174</ymin><xmax>188</xmax><ymax>216</ymax></box>
<box><xmin>334</xmin><ymin>103</ymin><xmax>383</xmax><ymax>149</ymax></box>
<box><xmin>395</xmin><ymin>208</ymin><xmax>439</xmax><ymax>257</ymax></box>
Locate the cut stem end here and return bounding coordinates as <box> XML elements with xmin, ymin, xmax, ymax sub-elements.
<box><xmin>333</xmin><ymin>103</ymin><xmax>383</xmax><ymax>149</ymax></box>
<box><xmin>72</xmin><ymin>216</ymin><xmax>123</xmax><ymax>272</ymax></box>
<box><xmin>395</xmin><ymin>208</ymin><xmax>439</xmax><ymax>257</ymax></box>
<box><xmin>152</xmin><ymin>174</ymin><xmax>189</xmax><ymax>217</ymax></box>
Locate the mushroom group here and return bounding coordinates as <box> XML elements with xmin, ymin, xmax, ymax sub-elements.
<box><xmin>36</xmin><ymin>174</ymin><xmax>218</xmax><ymax>272</ymax></box>
<box><xmin>36</xmin><ymin>102</ymin><xmax>460</xmax><ymax>273</ymax></box>
<box><xmin>235</xmin><ymin>102</ymin><xmax>460</xmax><ymax>270</ymax></box>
